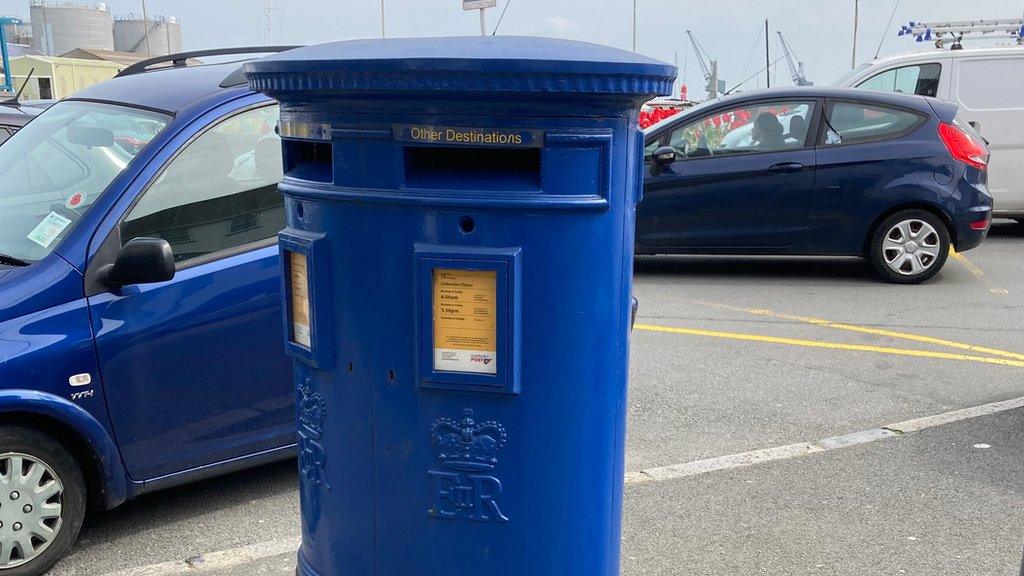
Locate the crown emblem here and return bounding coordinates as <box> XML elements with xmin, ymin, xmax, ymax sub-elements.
<box><xmin>298</xmin><ymin>380</ymin><xmax>326</xmax><ymax>439</ymax></box>
<box><xmin>431</xmin><ymin>409</ymin><xmax>507</xmax><ymax>472</ymax></box>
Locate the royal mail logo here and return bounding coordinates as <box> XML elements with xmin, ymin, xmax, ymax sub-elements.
<box><xmin>470</xmin><ymin>354</ymin><xmax>493</xmax><ymax>366</ymax></box>
<box><xmin>428</xmin><ymin>409</ymin><xmax>509</xmax><ymax>522</ymax></box>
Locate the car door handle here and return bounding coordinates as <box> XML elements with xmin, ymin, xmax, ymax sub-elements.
<box><xmin>767</xmin><ymin>162</ymin><xmax>805</xmax><ymax>174</ymax></box>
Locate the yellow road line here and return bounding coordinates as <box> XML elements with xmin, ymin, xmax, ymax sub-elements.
<box><xmin>950</xmin><ymin>247</ymin><xmax>1009</xmax><ymax>295</ymax></box>
<box><xmin>688</xmin><ymin>300</ymin><xmax>1024</xmax><ymax>363</ymax></box>
<box><xmin>634</xmin><ymin>323</ymin><xmax>1024</xmax><ymax>370</ymax></box>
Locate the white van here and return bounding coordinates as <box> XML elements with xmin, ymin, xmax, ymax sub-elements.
<box><xmin>838</xmin><ymin>47</ymin><xmax>1024</xmax><ymax>221</ymax></box>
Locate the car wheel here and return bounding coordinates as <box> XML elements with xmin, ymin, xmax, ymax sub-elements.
<box><xmin>868</xmin><ymin>210</ymin><xmax>950</xmax><ymax>284</ymax></box>
<box><xmin>0</xmin><ymin>426</ymin><xmax>86</xmax><ymax>576</ymax></box>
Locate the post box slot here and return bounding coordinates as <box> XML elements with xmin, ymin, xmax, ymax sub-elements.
<box><xmin>285</xmin><ymin>140</ymin><xmax>333</xmax><ymax>183</ymax></box>
<box><xmin>404</xmin><ymin>146</ymin><xmax>541</xmax><ymax>191</ymax></box>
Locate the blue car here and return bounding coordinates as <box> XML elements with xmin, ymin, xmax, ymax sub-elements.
<box><xmin>0</xmin><ymin>48</ymin><xmax>296</xmax><ymax>575</ymax></box>
<box><xmin>638</xmin><ymin>87</ymin><xmax>992</xmax><ymax>283</ymax></box>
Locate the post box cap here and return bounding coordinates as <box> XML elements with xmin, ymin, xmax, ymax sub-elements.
<box><xmin>244</xmin><ymin>36</ymin><xmax>675</xmax><ymax>100</ymax></box>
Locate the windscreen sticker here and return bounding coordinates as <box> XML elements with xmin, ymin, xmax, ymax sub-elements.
<box><xmin>26</xmin><ymin>212</ymin><xmax>72</xmax><ymax>248</ymax></box>
<box><xmin>432</xmin><ymin>268</ymin><xmax>497</xmax><ymax>374</ymax></box>
<box><xmin>65</xmin><ymin>191</ymin><xmax>87</xmax><ymax>209</ymax></box>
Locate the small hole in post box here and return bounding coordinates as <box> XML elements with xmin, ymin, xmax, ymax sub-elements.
<box><xmin>284</xmin><ymin>140</ymin><xmax>333</xmax><ymax>183</ymax></box>
<box><xmin>404</xmin><ymin>146</ymin><xmax>540</xmax><ymax>191</ymax></box>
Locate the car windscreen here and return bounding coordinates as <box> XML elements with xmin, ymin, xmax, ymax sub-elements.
<box><xmin>0</xmin><ymin>100</ymin><xmax>170</xmax><ymax>263</ymax></box>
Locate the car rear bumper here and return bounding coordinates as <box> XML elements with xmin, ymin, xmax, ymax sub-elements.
<box><xmin>951</xmin><ymin>178</ymin><xmax>992</xmax><ymax>252</ymax></box>
<box><xmin>952</xmin><ymin>207</ymin><xmax>991</xmax><ymax>252</ymax></box>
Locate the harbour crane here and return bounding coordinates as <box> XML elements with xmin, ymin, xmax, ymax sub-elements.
<box><xmin>777</xmin><ymin>31</ymin><xmax>812</xmax><ymax>86</ymax></box>
<box><xmin>686</xmin><ymin>30</ymin><xmax>726</xmax><ymax>99</ymax></box>
<box><xmin>0</xmin><ymin>16</ymin><xmax>24</xmax><ymax>93</ymax></box>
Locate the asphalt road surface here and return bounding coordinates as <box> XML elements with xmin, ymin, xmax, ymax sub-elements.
<box><xmin>51</xmin><ymin>222</ymin><xmax>1024</xmax><ymax>576</ymax></box>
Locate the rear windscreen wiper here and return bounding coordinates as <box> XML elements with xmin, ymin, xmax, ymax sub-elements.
<box><xmin>0</xmin><ymin>253</ymin><xmax>29</xmax><ymax>266</ymax></box>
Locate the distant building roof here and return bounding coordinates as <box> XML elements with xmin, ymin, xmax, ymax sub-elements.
<box><xmin>58</xmin><ymin>47</ymin><xmax>201</xmax><ymax>67</ymax></box>
<box><xmin>10</xmin><ymin>53</ymin><xmax>124</xmax><ymax>69</ymax></box>
<box><xmin>5</xmin><ymin>44</ymin><xmax>43</xmax><ymax>58</ymax></box>
<box><xmin>59</xmin><ymin>48</ymin><xmax>147</xmax><ymax>66</ymax></box>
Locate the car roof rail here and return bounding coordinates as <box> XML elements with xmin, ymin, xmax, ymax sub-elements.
<box><xmin>116</xmin><ymin>46</ymin><xmax>302</xmax><ymax>79</ymax></box>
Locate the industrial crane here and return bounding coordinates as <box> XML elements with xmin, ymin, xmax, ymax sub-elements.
<box><xmin>0</xmin><ymin>16</ymin><xmax>24</xmax><ymax>93</ymax></box>
<box><xmin>776</xmin><ymin>31</ymin><xmax>812</xmax><ymax>86</ymax></box>
<box><xmin>686</xmin><ymin>30</ymin><xmax>725</xmax><ymax>99</ymax></box>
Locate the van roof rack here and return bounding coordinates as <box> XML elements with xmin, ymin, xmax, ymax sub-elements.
<box><xmin>116</xmin><ymin>46</ymin><xmax>301</xmax><ymax>79</ymax></box>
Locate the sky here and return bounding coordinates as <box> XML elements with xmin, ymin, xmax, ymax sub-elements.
<box><xmin>2</xmin><ymin>0</ymin><xmax>1023</xmax><ymax>94</ymax></box>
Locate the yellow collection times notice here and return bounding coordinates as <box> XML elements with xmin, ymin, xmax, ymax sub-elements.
<box><xmin>289</xmin><ymin>252</ymin><xmax>312</xmax><ymax>348</ymax></box>
<box><xmin>432</xmin><ymin>268</ymin><xmax>497</xmax><ymax>374</ymax></box>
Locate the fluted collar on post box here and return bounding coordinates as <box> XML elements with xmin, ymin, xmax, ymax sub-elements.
<box><xmin>243</xmin><ymin>36</ymin><xmax>676</xmax><ymax>105</ymax></box>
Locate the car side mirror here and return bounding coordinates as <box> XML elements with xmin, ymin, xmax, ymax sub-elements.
<box><xmin>652</xmin><ymin>146</ymin><xmax>677</xmax><ymax>165</ymax></box>
<box><xmin>648</xmin><ymin>146</ymin><xmax>677</xmax><ymax>177</ymax></box>
<box><xmin>104</xmin><ymin>237</ymin><xmax>175</xmax><ymax>286</ymax></box>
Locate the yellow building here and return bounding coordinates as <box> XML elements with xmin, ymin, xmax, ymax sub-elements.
<box><xmin>7</xmin><ymin>54</ymin><xmax>124</xmax><ymax>100</ymax></box>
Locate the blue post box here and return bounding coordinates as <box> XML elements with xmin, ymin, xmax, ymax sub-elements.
<box><xmin>245</xmin><ymin>37</ymin><xmax>675</xmax><ymax>576</ymax></box>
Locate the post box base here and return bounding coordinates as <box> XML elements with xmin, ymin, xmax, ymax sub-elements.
<box><xmin>296</xmin><ymin>551</ymin><xmax>322</xmax><ymax>576</ymax></box>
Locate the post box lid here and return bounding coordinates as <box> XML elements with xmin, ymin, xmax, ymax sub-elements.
<box><xmin>244</xmin><ymin>36</ymin><xmax>675</xmax><ymax>100</ymax></box>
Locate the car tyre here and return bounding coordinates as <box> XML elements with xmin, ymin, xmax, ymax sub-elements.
<box><xmin>868</xmin><ymin>209</ymin><xmax>950</xmax><ymax>284</ymax></box>
<box><xmin>0</xmin><ymin>426</ymin><xmax>86</xmax><ymax>576</ymax></box>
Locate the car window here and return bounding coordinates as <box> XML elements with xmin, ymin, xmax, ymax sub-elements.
<box><xmin>956</xmin><ymin>58</ymin><xmax>1024</xmax><ymax>110</ymax></box>
<box><xmin>0</xmin><ymin>127</ymin><xmax>12</xmax><ymax>146</ymax></box>
<box><xmin>665</xmin><ymin>101</ymin><xmax>815</xmax><ymax>159</ymax></box>
<box><xmin>0</xmin><ymin>101</ymin><xmax>169</xmax><ymax>262</ymax></box>
<box><xmin>122</xmin><ymin>105</ymin><xmax>285</xmax><ymax>264</ymax></box>
<box><xmin>858</xmin><ymin>63</ymin><xmax>941</xmax><ymax>97</ymax></box>
<box><xmin>824</xmin><ymin>102</ymin><xmax>924</xmax><ymax>145</ymax></box>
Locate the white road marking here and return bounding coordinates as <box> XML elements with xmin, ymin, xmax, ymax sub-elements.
<box><xmin>884</xmin><ymin>396</ymin><xmax>1024</xmax><ymax>433</ymax></box>
<box><xmin>100</xmin><ymin>396</ymin><xmax>1024</xmax><ymax>575</ymax></box>
<box><xmin>627</xmin><ymin>395</ymin><xmax>1024</xmax><ymax>485</ymax></box>
<box><xmin>96</xmin><ymin>536</ymin><xmax>300</xmax><ymax>576</ymax></box>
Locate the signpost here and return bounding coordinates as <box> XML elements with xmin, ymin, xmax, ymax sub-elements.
<box><xmin>463</xmin><ymin>0</ymin><xmax>496</xmax><ymax>35</ymax></box>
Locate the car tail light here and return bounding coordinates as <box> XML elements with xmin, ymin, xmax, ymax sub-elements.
<box><xmin>938</xmin><ymin>122</ymin><xmax>989</xmax><ymax>170</ymax></box>
<box><xmin>969</xmin><ymin>211</ymin><xmax>991</xmax><ymax>231</ymax></box>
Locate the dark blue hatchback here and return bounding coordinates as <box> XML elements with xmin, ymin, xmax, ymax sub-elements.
<box><xmin>638</xmin><ymin>87</ymin><xmax>992</xmax><ymax>283</ymax></box>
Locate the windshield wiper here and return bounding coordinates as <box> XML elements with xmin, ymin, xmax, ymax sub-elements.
<box><xmin>0</xmin><ymin>253</ymin><xmax>30</xmax><ymax>266</ymax></box>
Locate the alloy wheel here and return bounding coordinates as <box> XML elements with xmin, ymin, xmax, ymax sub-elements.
<box><xmin>0</xmin><ymin>453</ymin><xmax>64</xmax><ymax>569</ymax></box>
<box><xmin>881</xmin><ymin>219</ymin><xmax>942</xmax><ymax>276</ymax></box>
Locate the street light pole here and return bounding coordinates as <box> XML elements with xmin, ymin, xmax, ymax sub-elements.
<box><xmin>851</xmin><ymin>0</ymin><xmax>859</xmax><ymax>68</ymax></box>
<box><xmin>140</xmin><ymin>0</ymin><xmax>152</xmax><ymax>59</ymax></box>
<box><xmin>480</xmin><ymin>7</ymin><xmax>486</xmax><ymax>36</ymax></box>
<box><xmin>380</xmin><ymin>0</ymin><xmax>386</xmax><ymax>38</ymax></box>
<box><xmin>632</xmin><ymin>0</ymin><xmax>637</xmax><ymax>52</ymax></box>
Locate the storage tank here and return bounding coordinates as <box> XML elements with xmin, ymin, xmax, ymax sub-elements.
<box><xmin>113</xmin><ymin>14</ymin><xmax>182</xmax><ymax>57</ymax></box>
<box><xmin>29</xmin><ymin>1</ymin><xmax>113</xmax><ymax>56</ymax></box>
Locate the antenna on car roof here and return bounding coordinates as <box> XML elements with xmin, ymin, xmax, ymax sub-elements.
<box><xmin>2</xmin><ymin>67</ymin><xmax>35</xmax><ymax>106</ymax></box>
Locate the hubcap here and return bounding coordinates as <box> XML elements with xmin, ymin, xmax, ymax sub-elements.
<box><xmin>881</xmin><ymin>219</ymin><xmax>941</xmax><ymax>276</ymax></box>
<box><xmin>0</xmin><ymin>453</ymin><xmax>64</xmax><ymax>569</ymax></box>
